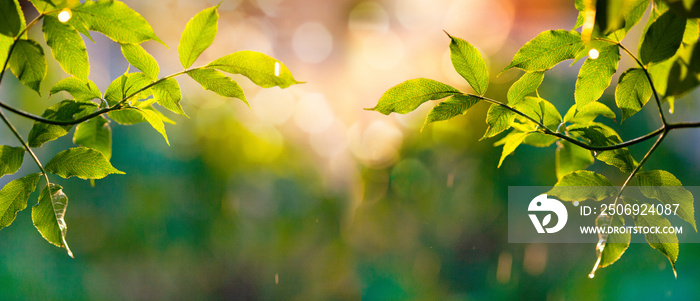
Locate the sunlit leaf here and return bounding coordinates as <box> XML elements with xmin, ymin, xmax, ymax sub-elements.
<box><xmin>50</xmin><ymin>77</ymin><xmax>101</xmax><ymax>102</ymax></box>
<box><xmin>575</xmin><ymin>44</ymin><xmax>620</xmax><ymax>107</ymax></box>
<box><xmin>563</xmin><ymin>102</ymin><xmax>616</xmax><ymax>124</ymax></box>
<box><xmin>104</xmin><ymin>72</ymin><xmax>152</xmax><ymax>105</ymax></box>
<box><xmin>0</xmin><ymin>0</ymin><xmax>23</xmax><ymax>37</ymax></box>
<box><xmin>32</xmin><ymin>183</ymin><xmax>73</xmax><ymax>257</ymax></box>
<box><xmin>498</xmin><ymin>132</ymin><xmax>529</xmax><ymax>168</ymax></box>
<box><xmin>514</xmin><ymin>96</ymin><xmax>562</xmax><ymax>128</ymax></box>
<box><xmin>502</xmin><ymin>30</ymin><xmax>584</xmax><ymax>73</ymax></box>
<box><xmin>152</xmin><ymin>77</ymin><xmax>186</xmax><ymax>115</ymax></box>
<box><xmin>9</xmin><ymin>39</ymin><xmax>47</xmax><ymax>94</ymax></box>
<box><xmin>46</xmin><ymin>147</ymin><xmax>123</xmax><ymax>180</ymax></box>
<box><xmin>72</xmin><ymin>0</ymin><xmax>164</xmax><ymax>45</ymax></box>
<box><xmin>206</xmin><ymin>50</ymin><xmax>301</xmax><ymax>88</ymax></box>
<box><xmin>482</xmin><ymin>104</ymin><xmax>516</xmax><ymax>139</ymax></box>
<box><xmin>28</xmin><ymin>100</ymin><xmax>98</xmax><ymax>148</ymax></box>
<box><xmin>422</xmin><ymin>94</ymin><xmax>479</xmax><ymax>131</ymax></box>
<box><xmin>666</xmin><ymin>41</ymin><xmax>700</xmax><ymax>98</ymax></box>
<box><xmin>507</xmin><ymin>71</ymin><xmax>544</xmax><ymax>105</ymax></box>
<box><xmin>637</xmin><ymin>170</ymin><xmax>696</xmax><ymax>231</ymax></box>
<box><xmin>187</xmin><ymin>68</ymin><xmax>245</xmax><ymax>104</ymax></box>
<box><xmin>73</xmin><ymin>116</ymin><xmax>112</xmax><ymax>160</ymax></box>
<box><xmin>446</xmin><ymin>33</ymin><xmax>489</xmax><ymax>95</ymax></box>
<box><xmin>598</xmin><ymin>213</ymin><xmax>630</xmax><ymax>268</ymax></box>
<box><xmin>625</xmin><ymin>197</ymin><xmax>679</xmax><ymax>277</ymax></box>
<box><xmin>368</xmin><ymin>78</ymin><xmax>459</xmax><ymax>115</ymax></box>
<box><xmin>120</xmin><ymin>43</ymin><xmax>159</xmax><ymax>80</ymax></box>
<box><xmin>615</xmin><ymin>68</ymin><xmax>653</xmax><ymax>122</ymax></box>
<box><xmin>639</xmin><ymin>10</ymin><xmax>686</xmax><ymax>65</ymax></box>
<box><xmin>0</xmin><ymin>145</ymin><xmax>24</xmax><ymax>177</ymax></box>
<box><xmin>43</xmin><ymin>15</ymin><xmax>89</xmax><ymax>81</ymax></box>
<box><xmin>607</xmin><ymin>0</ymin><xmax>650</xmax><ymax>41</ymax></box>
<box><xmin>547</xmin><ymin>170</ymin><xmax>616</xmax><ymax>202</ymax></box>
<box><xmin>567</xmin><ymin>123</ymin><xmax>637</xmax><ymax>172</ymax></box>
<box><xmin>179</xmin><ymin>5</ymin><xmax>219</xmax><ymax>69</ymax></box>
<box><xmin>555</xmin><ymin>140</ymin><xmax>594</xmax><ymax>180</ymax></box>
<box><xmin>0</xmin><ymin>173</ymin><xmax>41</xmax><ymax>229</ymax></box>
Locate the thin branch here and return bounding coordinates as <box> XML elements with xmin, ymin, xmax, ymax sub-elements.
<box><xmin>597</xmin><ymin>38</ymin><xmax>667</xmax><ymax>125</ymax></box>
<box><xmin>470</xmin><ymin>94</ymin><xmax>668</xmax><ymax>151</ymax></box>
<box><xmin>0</xmin><ymin>70</ymin><xmax>190</xmax><ymax>126</ymax></box>
<box><xmin>612</xmin><ymin>132</ymin><xmax>667</xmax><ymax>207</ymax></box>
<box><xmin>0</xmin><ymin>109</ymin><xmax>50</xmax><ymax>186</ymax></box>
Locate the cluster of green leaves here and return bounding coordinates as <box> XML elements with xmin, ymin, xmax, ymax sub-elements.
<box><xmin>368</xmin><ymin>0</ymin><xmax>700</xmax><ymax>277</ymax></box>
<box><xmin>0</xmin><ymin>0</ymin><xmax>299</xmax><ymax>256</ymax></box>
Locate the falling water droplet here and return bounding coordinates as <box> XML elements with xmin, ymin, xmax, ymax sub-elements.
<box><xmin>274</xmin><ymin>62</ymin><xmax>281</xmax><ymax>77</ymax></box>
<box><xmin>593</xmin><ymin>151</ymin><xmax>598</xmax><ymax>157</ymax></box>
<box><xmin>588</xmin><ymin>272</ymin><xmax>595</xmax><ymax>279</ymax></box>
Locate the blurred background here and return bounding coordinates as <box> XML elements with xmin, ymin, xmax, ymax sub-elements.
<box><xmin>1</xmin><ymin>0</ymin><xmax>700</xmax><ymax>299</ymax></box>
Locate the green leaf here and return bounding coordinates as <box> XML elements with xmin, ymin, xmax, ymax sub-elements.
<box><xmin>0</xmin><ymin>35</ymin><xmax>12</xmax><ymax>70</ymax></box>
<box><xmin>574</xmin><ymin>44</ymin><xmax>620</xmax><ymax>107</ymax></box>
<box><xmin>152</xmin><ymin>77</ymin><xmax>186</xmax><ymax>115</ymax></box>
<box><xmin>28</xmin><ymin>99</ymin><xmax>98</xmax><ymax>148</ymax></box>
<box><xmin>615</xmin><ymin>68</ymin><xmax>653</xmax><ymax>122</ymax></box>
<box><xmin>422</xmin><ymin>94</ymin><xmax>479</xmax><ymax>130</ymax></box>
<box><xmin>563</xmin><ymin>102</ymin><xmax>616</xmax><ymax>124</ymax></box>
<box><xmin>50</xmin><ymin>77</ymin><xmax>102</xmax><ymax>102</ymax></box>
<box><xmin>639</xmin><ymin>10</ymin><xmax>686</xmax><ymax>65</ymax></box>
<box><xmin>72</xmin><ymin>0</ymin><xmax>164</xmax><ymax>45</ymax></box>
<box><xmin>555</xmin><ymin>140</ymin><xmax>594</xmax><ymax>180</ymax></box>
<box><xmin>0</xmin><ymin>145</ymin><xmax>24</xmax><ymax>177</ymax></box>
<box><xmin>625</xmin><ymin>197</ymin><xmax>679</xmax><ymax>277</ymax></box>
<box><xmin>666</xmin><ymin>41</ymin><xmax>700</xmax><ymax>98</ymax></box>
<box><xmin>446</xmin><ymin>33</ymin><xmax>489</xmax><ymax>95</ymax></box>
<box><xmin>73</xmin><ymin>116</ymin><xmax>112</xmax><ymax>160</ymax></box>
<box><xmin>547</xmin><ymin>170</ymin><xmax>616</xmax><ymax>202</ymax></box>
<box><xmin>637</xmin><ymin>170</ymin><xmax>696</xmax><ymax>231</ymax></box>
<box><xmin>43</xmin><ymin>15</ymin><xmax>89</xmax><ymax>81</ymax></box>
<box><xmin>514</xmin><ymin>96</ymin><xmax>562</xmax><ymax>128</ymax></box>
<box><xmin>104</xmin><ymin>72</ymin><xmax>152</xmax><ymax>105</ymax></box>
<box><xmin>0</xmin><ymin>0</ymin><xmax>23</xmax><ymax>37</ymax></box>
<box><xmin>598</xmin><ymin>213</ymin><xmax>631</xmax><ymax>268</ymax></box>
<box><xmin>179</xmin><ymin>5</ymin><xmax>219</xmax><ymax>69</ymax></box>
<box><xmin>567</xmin><ymin>123</ymin><xmax>637</xmax><ymax>172</ymax></box>
<box><xmin>32</xmin><ymin>183</ymin><xmax>73</xmax><ymax>257</ymax></box>
<box><xmin>187</xmin><ymin>68</ymin><xmax>246</xmax><ymax>104</ymax></box>
<box><xmin>109</xmin><ymin>107</ymin><xmax>169</xmax><ymax>145</ymax></box>
<box><xmin>46</xmin><ymin>147</ymin><xmax>123</xmax><ymax>180</ymax></box>
<box><xmin>367</xmin><ymin>78</ymin><xmax>459</xmax><ymax>115</ymax></box>
<box><xmin>0</xmin><ymin>173</ymin><xmax>41</xmax><ymax>229</ymax></box>
<box><xmin>120</xmin><ymin>43</ymin><xmax>159</xmax><ymax>80</ymax></box>
<box><xmin>482</xmin><ymin>104</ymin><xmax>516</xmax><ymax>139</ymax></box>
<box><xmin>502</xmin><ymin>30</ymin><xmax>584</xmax><ymax>73</ymax></box>
<box><xmin>507</xmin><ymin>71</ymin><xmax>544</xmax><ymax>105</ymax></box>
<box><xmin>29</xmin><ymin>0</ymin><xmax>66</xmax><ymax>14</ymax></box>
<box><xmin>498</xmin><ymin>132</ymin><xmax>529</xmax><ymax>168</ymax></box>
<box><xmin>648</xmin><ymin>54</ymin><xmax>675</xmax><ymax>97</ymax></box>
<box><xmin>683</xmin><ymin>18</ymin><xmax>699</xmax><ymax>45</ymax></box>
<box><xmin>607</xmin><ymin>0</ymin><xmax>650</xmax><ymax>42</ymax></box>
<box><xmin>206</xmin><ymin>50</ymin><xmax>301</xmax><ymax>88</ymax></box>
<box><xmin>9</xmin><ymin>39</ymin><xmax>47</xmax><ymax>94</ymax></box>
